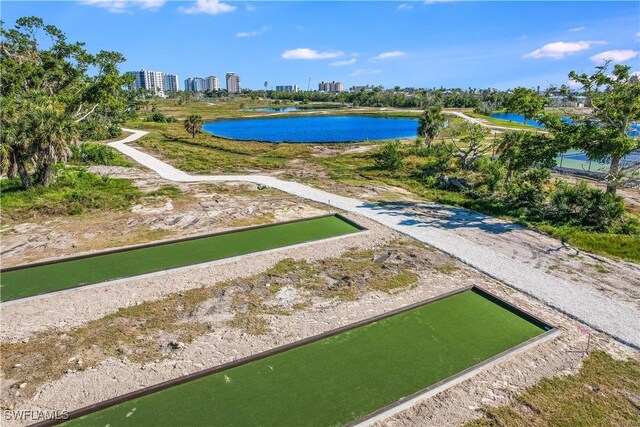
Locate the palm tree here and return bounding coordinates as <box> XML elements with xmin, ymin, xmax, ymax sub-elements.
<box><xmin>25</xmin><ymin>108</ymin><xmax>79</xmax><ymax>186</ymax></box>
<box><xmin>184</xmin><ymin>114</ymin><xmax>203</xmax><ymax>139</ymax></box>
<box><xmin>417</xmin><ymin>105</ymin><xmax>445</xmax><ymax>148</ymax></box>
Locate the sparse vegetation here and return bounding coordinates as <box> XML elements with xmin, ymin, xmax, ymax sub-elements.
<box><xmin>1</xmin><ymin>168</ymin><xmax>142</xmax><ymax>220</ymax></box>
<box><xmin>466</xmin><ymin>351</ymin><xmax>640</xmax><ymax>427</ymax></box>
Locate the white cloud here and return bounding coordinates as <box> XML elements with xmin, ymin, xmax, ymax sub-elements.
<box><xmin>350</xmin><ymin>69</ymin><xmax>382</xmax><ymax>77</ymax></box>
<box><xmin>330</xmin><ymin>58</ymin><xmax>357</xmax><ymax>67</ymax></box>
<box><xmin>424</xmin><ymin>0</ymin><xmax>459</xmax><ymax>4</ymax></box>
<box><xmin>373</xmin><ymin>51</ymin><xmax>406</xmax><ymax>60</ymax></box>
<box><xmin>236</xmin><ymin>26</ymin><xmax>269</xmax><ymax>38</ymax></box>
<box><xmin>590</xmin><ymin>50</ymin><xmax>639</xmax><ymax>64</ymax></box>
<box><xmin>567</xmin><ymin>26</ymin><xmax>586</xmax><ymax>32</ymax></box>
<box><xmin>397</xmin><ymin>4</ymin><xmax>413</xmax><ymax>11</ymax></box>
<box><xmin>245</xmin><ymin>3</ymin><xmax>256</xmax><ymax>12</ymax></box>
<box><xmin>179</xmin><ymin>0</ymin><xmax>236</xmax><ymax>15</ymax></box>
<box><xmin>524</xmin><ymin>41</ymin><xmax>605</xmax><ymax>59</ymax></box>
<box><xmin>80</xmin><ymin>0</ymin><xmax>165</xmax><ymax>13</ymax></box>
<box><xmin>282</xmin><ymin>48</ymin><xmax>344</xmax><ymax>60</ymax></box>
<box><xmin>636</xmin><ymin>32</ymin><xmax>640</xmax><ymax>41</ymax></box>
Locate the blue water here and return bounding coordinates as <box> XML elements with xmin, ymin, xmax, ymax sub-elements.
<box><xmin>203</xmin><ymin>116</ymin><xmax>419</xmax><ymax>143</ymax></box>
<box><xmin>490</xmin><ymin>112</ymin><xmax>640</xmax><ymax>136</ymax></box>
<box><xmin>490</xmin><ymin>112</ymin><xmax>545</xmax><ymax>128</ymax></box>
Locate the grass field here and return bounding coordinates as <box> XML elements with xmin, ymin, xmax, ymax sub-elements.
<box><xmin>0</xmin><ymin>215</ymin><xmax>360</xmax><ymax>302</ymax></box>
<box><xmin>64</xmin><ymin>289</ymin><xmax>549</xmax><ymax>427</ymax></box>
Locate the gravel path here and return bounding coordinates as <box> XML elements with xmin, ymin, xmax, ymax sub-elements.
<box><xmin>110</xmin><ymin>128</ymin><xmax>640</xmax><ymax>348</ymax></box>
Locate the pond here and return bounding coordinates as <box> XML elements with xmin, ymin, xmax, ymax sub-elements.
<box><xmin>490</xmin><ymin>112</ymin><xmax>640</xmax><ymax>136</ymax></box>
<box><xmin>203</xmin><ymin>116</ymin><xmax>419</xmax><ymax>143</ymax></box>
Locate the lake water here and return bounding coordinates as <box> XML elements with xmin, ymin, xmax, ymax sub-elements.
<box><xmin>203</xmin><ymin>116</ymin><xmax>419</xmax><ymax>143</ymax></box>
<box><xmin>490</xmin><ymin>112</ymin><xmax>545</xmax><ymax>128</ymax></box>
<box><xmin>490</xmin><ymin>112</ymin><xmax>640</xmax><ymax>136</ymax></box>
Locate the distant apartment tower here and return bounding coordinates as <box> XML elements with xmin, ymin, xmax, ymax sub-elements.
<box><xmin>126</xmin><ymin>69</ymin><xmax>166</xmax><ymax>95</ymax></box>
<box><xmin>226</xmin><ymin>72</ymin><xmax>241</xmax><ymax>94</ymax></box>
<box><xmin>318</xmin><ymin>81</ymin><xmax>344</xmax><ymax>93</ymax></box>
<box><xmin>206</xmin><ymin>76</ymin><xmax>220</xmax><ymax>92</ymax></box>
<box><xmin>276</xmin><ymin>85</ymin><xmax>299</xmax><ymax>92</ymax></box>
<box><xmin>184</xmin><ymin>77</ymin><xmax>206</xmax><ymax>92</ymax></box>
<box><xmin>163</xmin><ymin>74</ymin><xmax>179</xmax><ymax>93</ymax></box>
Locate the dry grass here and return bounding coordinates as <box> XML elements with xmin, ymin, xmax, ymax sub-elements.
<box><xmin>466</xmin><ymin>351</ymin><xmax>640</xmax><ymax>427</ymax></box>
<box><xmin>1</xmin><ymin>287</ymin><xmax>217</xmax><ymax>399</ymax></box>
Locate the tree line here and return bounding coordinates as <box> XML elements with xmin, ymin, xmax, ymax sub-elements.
<box><xmin>1</xmin><ymin>17</ymin><xmax>136</xmax><ymax>188</ymax></box>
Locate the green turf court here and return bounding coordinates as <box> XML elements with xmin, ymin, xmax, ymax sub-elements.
<box><xmin>0</xmin><ymin>215</ymin><xmax>361</xmax><ymax>302</ymax></box>
<box><xmin>62</xmin><ymin>289</ymin><xmax>550</xmax><ymax>427</ymax></box>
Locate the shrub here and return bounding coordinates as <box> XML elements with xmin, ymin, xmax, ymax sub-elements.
<box><xmin>71</xmin><ymin>142</ymin><xmax>116</xmax><ymax>165</ymax></box>
<box><xmin>505</xmin><ymin>168</ymin><xmax>550</xmax><ymax>215</ymax></box>
<box><xmin>547</xmin><ymin>181</ymin><xmax>625</xmax><ymax>229</ymax></box>
<box><xmin>374</xmin><ymin>140</ymin><xmax>404</xmax><ymax>171</ymax></box>
<box><xmin>69</xmin><ymin>142</ymin><xmax>132</xmax><ymax>167</ymax></box>
<box><xmin>472</xmin><ymin>157</ymin><xmax>504</xmax><ymax>193</ymax></box>
<box><xmin>146</xmin><ymin>112</ymin><xmax>178</xmax><ymax>123</ymax></box>
<box><xmin>419</xmin><ymin>142</ymin><xmax>451</xmax><ymax>177</ymax></box>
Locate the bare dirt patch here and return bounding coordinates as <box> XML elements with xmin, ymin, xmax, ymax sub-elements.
<box><xmin>1</xmin><ymin>167</ymin><xmax>327</xmax><ymax>267</ymax></box>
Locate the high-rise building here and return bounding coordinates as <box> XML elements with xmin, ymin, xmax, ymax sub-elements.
<box><xmin>206</xmin><ymin>76</ymin><xmax>220</xmax><ymax>92</ymax></box>
<box><xmin>163</xmin><ymin>74</ymin><xmax>179</xmax><ymax>93</ymax></box>
<box><xmin>184</xmin><ymin>77</ymin><xmax>206</xmax><ymax>92</ymax></box>
<box><xmin>226</xmin><ymin>72</ymin><xmax>241</xmax><ymax>94</ymax></box>
<box><xmin>125</xmin><ymin>69</ymin><xmax>178</xmax><ymax>96</ymax></box>
<box><xmin>318</xmin><ymin>81</ymin><xmax>344</xmax><ymax>93</ymax></box>
<box><xmin>276</xmin><ymin>85</ymin><xmax>300</xmax><ymax>92</ymax></box>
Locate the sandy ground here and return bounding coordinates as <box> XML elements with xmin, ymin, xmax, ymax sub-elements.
<box><xmin>371</xmin><ymin>201</ymin><xmax>640</xmax><ymax>311</ymax></box>
<box><xmin>2</xmin><ymin>162</ymin><xmax>639</xmax><ymax>426</ymax></box>
<box><xmin>1</xmin><ymin>224</ymin><xmax>636</xmax><ymax>426</ymax></box>
<box><xmin>1</xmin><ymin>166</ymin><xmax>328</xmax><ymax>267</ymax></box>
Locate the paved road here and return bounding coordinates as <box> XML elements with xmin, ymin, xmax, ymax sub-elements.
<box><xmin>112</xmin><ymin>128</ymin><xmax>640</xmax><ymax>348</ymax></box>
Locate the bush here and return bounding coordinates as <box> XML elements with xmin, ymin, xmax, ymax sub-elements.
<box><xmin>547</xmin><ymin>181</ymin><xmax>625</xmax><ymax>230</ymax></box>
<box><xmin>77</xmin><ymin>120</ymin><xmax>117</xmax><ymax>141</ymax></box>
<box><xmin>1</xmin><ymin>168</ymin><xmax>142</xmax><ymax>219</ymax></box>
<box><xmin>147</xmin><ymin>112</ymin><xmax>178</xmax><ymax>123</ymax></box>
<box><xmin>472</xmin><ymin>157</ymin><xmax>504</xmax><ymax>193</ymax></box>
<box><xmin>70</xmin><ymin>142</ymin><xmax>132</xmax><ymax>167</ymax></box>
<box><xmin>419</xmin><ymin>142</ymin><xmax>451</xmax><ymax>177</ymax></box>
<box><xmin>505</xmin><ymin>168</ymin><xmax>550</xmax><ymax>215</ymax></box>
<box><xmin>374</xmin><ymin>140</ymin><xmax>404</xmax><ymax>171</ymax></box>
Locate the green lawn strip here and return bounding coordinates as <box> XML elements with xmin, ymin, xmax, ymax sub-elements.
<box><xmin>66</xmin><ymin>290</ymin><xmax>546</xmax><ymax>427</ymax></box>
<box><xmin>0</xmin><ymin>216</ymin><xmax>360</xmax><ymax>302</ymax></box>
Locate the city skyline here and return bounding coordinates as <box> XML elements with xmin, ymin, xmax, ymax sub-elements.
<box><xmin>2</xmin><ymin>1</ymin><xmax>639</xmax><ymax>90</ymax></box>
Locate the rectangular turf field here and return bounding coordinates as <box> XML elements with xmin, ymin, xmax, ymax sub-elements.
<box><xmin>0</xmin><ymin>215</ymin><xmax>361</xmax><ymax>302</ymax></box>
<box><xmin>59</xmin><ymin>288</ymin><xmax>551</xmax><ymax>427</ymax></box>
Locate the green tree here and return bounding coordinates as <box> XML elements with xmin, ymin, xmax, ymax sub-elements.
<box><xmin>497</xmin><ymin>131</ymin><xmax>564</xmax><ymax>182</ymax></box>
<box><xmin>441</xmin><ymin>122</ymin><xmax>491</xmax><ymax>170</ymax></box>
<box><xmin>0</xmin><ymin>16</ymin><xmax>134</xmax><ymax>188</ymax></box>
<box><xmin>417</xmin><ymin>105</ymin><xmax>445</xmax><ymax>148</ymax></box>
<box><xmin>24</xmin><ymin>107</ymin><xmax>79</xmax><ymax>186</ymax></box>
<box><xmin>507</xmin><ymin>63</ymin><xmax>640</xmax><ymax>194</ymax></box>
<box><xmin>184</xmin><ymin>114</ymin><xmax>203</xmax><ymax>139</ymax></box>
<box><xmin>374</xmin><ymin>140</ymin><xmax>404</xmax><ymax>171</ymax></box>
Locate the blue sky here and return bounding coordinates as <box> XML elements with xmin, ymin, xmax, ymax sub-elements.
<box><xmin>3</xmin><ymin>1</ymin><xmax>639</xmax><ymax>90</ymax></box>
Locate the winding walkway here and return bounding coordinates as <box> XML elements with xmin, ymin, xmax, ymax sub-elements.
<box><xmin>112</xmin><ymin>129</ymin><xmax>640</xmax><ymax>348</ymax></box>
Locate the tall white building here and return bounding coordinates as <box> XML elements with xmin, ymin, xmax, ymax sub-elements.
<box><xmin>125</xmin><ymin>69</ymin><xmax>178</xmax><ymax>96</ymax></box>
<box><xmin>163</xmin><ymin>74</ymin><xmax>179</xmax><ymax>93</ymax></box>
<box><xmin>226</xmin><ymin>72</ymin><xmax>241</xmax><ymax>94</ymax></box>
<box><xmin>276</xmin><ymin>85</ymin><xmax>299</xmax><ymax>92</ymax></box>
<box><xmin>184</xmin><ymin>77</ymin><xmax>207</xmax><ymax>92</ymax></box>
<box><xmin>318</xmin><ymin>81</ymin><xmax>344</xmax><ymax>93</ymax></box>
<box><xmin>206</xmin><ymin>76</ymin><xmax>220</xmax><ymax>92</ymax></box>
